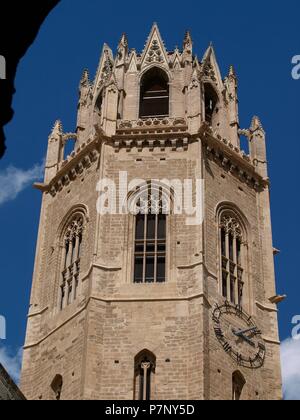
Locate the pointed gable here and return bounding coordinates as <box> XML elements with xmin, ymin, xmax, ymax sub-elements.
<box><xmin>172</xmin><ymin>47</ymin><xmax>182</xmax><ymax>70</ymax></box>
<box><xmin>182</xmin><ymin>31</ymin><xmax>193</xmax><ymax>64</ymax></box>
<box><xmin>201</xmin><ymin>44</ymin><xmax>223</xmax><ymax>90</ymax></box>
<box><xmin>128</xmin><ymin>49</ymin><xmax>138</xmax><ymax>73</ymax></box>
<box><xmin>141</xmin><ymin>23</ymin><xmax>169</xmax><ymax>70</ymax></box>
<box><xmin>94</xmin><ymin>43</ymin><xmax>114</xmax><ymax>92</ymax></box>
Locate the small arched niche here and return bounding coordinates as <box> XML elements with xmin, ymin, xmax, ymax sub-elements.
<box><xmin>139</xmin><ymin>67</ymin><xmax>169</xmax><ymax>118</ymax></box>
<box><xmin>232</xmin><ymin>371</ymin><xmax>246</xmax><ymax>400</ymax></box>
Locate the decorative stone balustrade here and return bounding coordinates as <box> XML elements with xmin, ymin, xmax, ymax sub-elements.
<box><xmin>117</xmin><ymin>117</ymin><xmax>187</xmax><ymax>132</ymax></box>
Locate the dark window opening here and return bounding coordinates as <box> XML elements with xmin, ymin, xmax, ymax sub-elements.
<box><xmin>220</xmin><ymin>216</ymin><xmax>245</xmax><ymax>307</ymax></box>
<box><xmin>134</xmin><ymin>186</ymin><xmax>167</xmax><ymax>284</ymax></box>
<box><xmin>134</xmin><ymin>351</ymin><xmax>156</xmax><ymax>401</ymax></box>
<box><xmin>140</xmin><ymin>68</ymin><xmax>169</xmax><ymax>118</ymax></box>
<box><xmin>232</xmin><ymin>371</ymin><xmax>246</xmax><ymax>401</ymax></box>
<box><xmin>204</xmin><ymin>83</ymin><xmax>219</xmax><ymax>126</ymax></box>
<box><xmin>60</xmin><ymin>215</ymin><xmax>83</xmax><ymax>310</ymax></box>
<box><xmin>95</xmin><ymin>92</ymin><xmax>103</xmax><ymax>115</ymax></box>
<box><xmin>51</xmin><ymin>375</ymin><xmax>63</xmax><ymax>401</ymax></box>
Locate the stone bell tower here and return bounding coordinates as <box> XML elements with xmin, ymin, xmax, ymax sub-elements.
<box><xmin>21</xmin><ymin>24</ymin><xmax>282</xmax><ymax>400</ymax></box>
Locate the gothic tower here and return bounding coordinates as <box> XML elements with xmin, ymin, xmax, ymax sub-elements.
<box><xmin>21</xmin><ymin>24</ymin><xmax>282</xmax><ymax>400</ymax></box>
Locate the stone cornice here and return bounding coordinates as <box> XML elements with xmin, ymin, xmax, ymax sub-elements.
<box><xmin>41</xmin><ymin>122</ymin><xmax>267</xmax><ymax>196</ymax></box>
<box><xmin>113</xmin><ymin>118</ymin><xmax>190</xmax><ymax>152</ymax></box>
<box><xmin>199</xmin><ymin>127</ymin><xmax>267</xmax><ymax>190</ymax></box>
<box><xmin>41</xmin><ymin>135</ymin><xmax>104</xmax><ymax>197</ymax></box>
<box><xmin>23</xmin><ymin>292</ymin><xmax>210</xmax><ymax>350</ymax></box>
<box><xmin>112</xmin><ymin>135</ymin><xmax>191</xmax><ymax>153</ymax></box>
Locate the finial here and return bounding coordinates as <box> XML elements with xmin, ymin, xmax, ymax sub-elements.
<box><xmin>119</xmin><ymin>33</ymin><xmax>128</xmax><ymax>48</ymax></box>
<box><xmin>251</xmin><ymin>116</ymin><xmax>265</xmax><ymax>133</ymax></box>
<box><xmin>183</xmin><ymin>30</ymin><xmax>193</xmax><ymax>49</ymax></box>
<box><xmin>80</xmin><ymin>69</ymin><xmax>90</xmax><ymax>86</ymax></box>
<box><xmin>49</xmin><ymin>120</ymin><xmax>63</xmax><ymax>140</ymax></box>
<box><xmin>229</xmin><ymin>65</ymin><xmax>236</xmax><ymax>77</ymax></box>
<box><xmin>53</xmin><ymin>120</ymin><xmax>62</xmax><ymax>132</ymax></box>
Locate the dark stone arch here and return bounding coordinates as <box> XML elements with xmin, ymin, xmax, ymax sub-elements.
<box><xmin>139</xmin><ymin>67</ymin><xmax>170</xmax><ymax>118</ymax></box>
<box><xmin>0</xmin><ymin>0</ymin><xmax>60</xmax><ymax>158</ymax></box>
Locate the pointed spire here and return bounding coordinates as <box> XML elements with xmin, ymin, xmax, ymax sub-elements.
<box><xmin>229</xmin><ymin>65</ymin><xmax>236</xmax><ymax>77</ymax></box>
<box><xmin>251</xmin><ymin>116</ymin><xmax>265</xmax><ymax>133</ymax></box>
<box><xmin>182</xmin><ymin>30</ymin><xmax>193</xmax><ymax>65</ymax></box>
<box><xmin>116</xmin><ymin>33</ymin><xmax>129</xmax><ymax>66</ymax></box>
<box><xmin>51</xmin><ymin>120</ymin><xmax>63</xmax><ymax>138</ymax></box>
<box><xmin>80</xmin><ymin>69</ymin><xmax>90</xmax><ymax>87</ymax></box>
<box><xmin>118</xmin><ymin>33</ymin><xmax>128</xmax><ymax>49</ymax></box>
<box><xmin>183</xmin><ymin>30</ymin><xmax>193</xmax><ymax>50</ymax></box>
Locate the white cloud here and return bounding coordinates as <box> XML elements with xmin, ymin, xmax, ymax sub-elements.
<box><xmin>281</xmin><ymin>338</ymin><xmax>300</xmax><ymax>400</ymax></box>
<box><xmin>0</xmin><ymin>346</ymin><xmax>23</xmax><ymax>384</ymax></box>
<box><xmin>0</xmin><ymin>162</ymin><xmax>44</xmax><ymax>206</ymax></box>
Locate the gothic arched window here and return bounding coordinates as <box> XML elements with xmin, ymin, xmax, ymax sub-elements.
<box><xmin>204</xmin><ymin>83</ymin><xmax>219</xmax><ymax>126</ymax></box>
<box><xmin>51</xmin><ymin>375</ymin><xmax>63</xmax><ymax>401</ymax></box>
<box><xmin>133</xmin><ymin>184</ymin><xmax>167</xmax><ymax>284</ymax></box>
<box><xmin>134</xmin><ymin>351</ymin><xmax>156</xmax><ymax>401</ymax></box>
<box><xmin>232</xmin><ymin>371</ymin><xmax>246</xmax><ymax>400</ymax></box>
<box><xmin>60</xmin><ymin>214</ymin><xmax>83</xmax><ymax>310</ymax></box>
<box><xmin>220</xmin><ymin>213</ymin><xmax>244</xmax><ymax>306</ymax></box>
<box><xmin>139</xmin><ymin>68</ymin><xmax>169</xmax><ymax>118</ymax></box>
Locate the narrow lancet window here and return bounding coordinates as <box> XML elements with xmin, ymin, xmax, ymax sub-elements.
<box><xmin>134</xmin><ymin>351</ymin><xmax>156</xmax><ymax>401</ymax></box>
<box><xmin>134</xmin><ymin>185</ymin><xmax>167</xmax><ymax>284</ymax></box>
<box><xmin>60</xmin><ymin>215</ymin><xmax>83</xmax><ymax>310</ymax></box>
<box><xmin>220</xmin><ymin>214</ymin><xmax>244</xmax><ymax>306</ymax></box>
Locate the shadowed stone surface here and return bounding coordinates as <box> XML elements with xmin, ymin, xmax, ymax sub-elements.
<box><xmin>0</xmin><ymin>0</ymin><xmax>60</xmax><ymax>158</ymax></box>
<box><xmin>0</xmin><ymin>364</ymin><xmax>26</xmax><ymax>400</ymax></box>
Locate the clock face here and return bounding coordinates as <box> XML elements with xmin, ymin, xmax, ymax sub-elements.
<box><xmin>212</xmin><ymin>302</ymin><xmax>266</xmax><ymax>369</ymax></box>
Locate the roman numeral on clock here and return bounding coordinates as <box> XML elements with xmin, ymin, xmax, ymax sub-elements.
<box><xmin>223</xmin><ymin>342</ymin><xmax>232</xmax><ymax>353</ymax></box>
<box><xmin>214</xmin><ymin>327</ymin><xmax>224</xmax><ymax>338</ymax></box>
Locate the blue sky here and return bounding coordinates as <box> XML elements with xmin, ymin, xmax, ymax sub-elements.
<box><xmin>0</xmin><ymin>0</ymin><xmax>299</xmax><ymax>398</ymax></box>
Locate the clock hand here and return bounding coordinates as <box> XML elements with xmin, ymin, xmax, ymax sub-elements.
<box><xmin>233</xmin><ymin>331</ymin><xmax>256</xmax><ymax>348</ymax></box>
<box><xmin>234</xmin><ymin>327</ymin><xmax>258</xmax><ymax>336</ymax></box>
<box><xmin>232</xmin><ymin>329</ymin><xmax>256</xmax><ymax>347</ymax></box>
<box><xmin>240</xmin><ymin>333</ymin><xmax>256</xmax><ymax>347</ymax></box>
